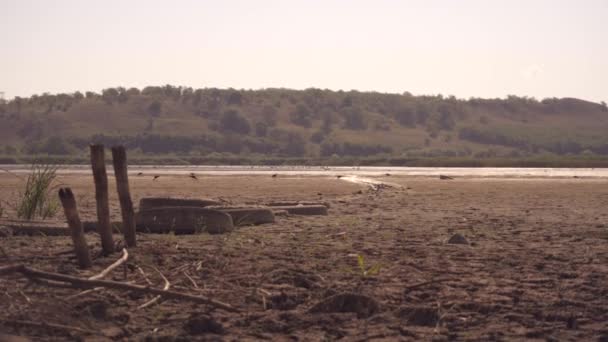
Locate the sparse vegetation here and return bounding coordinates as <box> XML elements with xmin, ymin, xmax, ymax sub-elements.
<box><xmin>16</xmin><ymin>163</ymin><xmax>60</xmax><ymax>220</ymax></box>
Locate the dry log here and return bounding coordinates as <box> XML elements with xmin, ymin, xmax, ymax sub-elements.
<box><xmin>0</xmin><ymin>220</ymin><xmax>122</xmax><ymax>236</ymax></box>
<box><xmin>0</xmin><ymin>220</ymin><xmax>69</xmax><ymax>236</ymax></box>
<box><xmin>136</xmin><ymin>207</ymin><xmax>234</xmax><ymax>234</ymax></box>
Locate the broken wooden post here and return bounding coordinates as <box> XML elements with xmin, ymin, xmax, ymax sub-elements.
<box><xmin>111</xmin><ymin>146</ymin><xmax>137</xmax><ymax>247</ymax></box>
<box><xmin>90</xmin><ymin>144</ymin><xmax>114</xmax><ymax>255</ymax></box>
<box><xmin>58</xmin><ymin>188</ymin><xmax>92</xmax><ymax>269</ymax></box>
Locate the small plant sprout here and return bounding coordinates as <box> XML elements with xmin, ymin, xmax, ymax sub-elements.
<box><xmin>357</xmin><ymin>254</ymin><xmax>381</xmax><ymax>278</ymax></box>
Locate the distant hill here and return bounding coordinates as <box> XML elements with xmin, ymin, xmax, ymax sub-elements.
<box><xmin>1</xmin><ymin>86</ymin><xmax>607</xmax><ymax>165</ymax></box>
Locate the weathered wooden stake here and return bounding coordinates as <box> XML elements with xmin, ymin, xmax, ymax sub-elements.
<box><xmin>58</xmin><ymin>188</ymin><xmax>92</xmax><ymax>269</ymax></box>
<box><xmin>111</xmin><ymin>146</ymin><xmax>137</xmax><ymax>247</ymax></box>
<box><xmin>90</xmin><ymin>144</ymin><xmax>114</xmax><ymax>255</ymax></box>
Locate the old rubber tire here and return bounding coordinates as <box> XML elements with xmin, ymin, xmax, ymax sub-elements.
<box><xmin>207</xmin><ymin>207</ymin><xmax>275</xmax><ymax>226</ymax></box>
<box><xmin>136</xmin><ymin>207</ymin><xmax>233</xmax><ymax>234</ymax></box>
<box><xmin>270</xmin><ymin>205</ymin><xmax>328</xmax><ymax>216</ymax></box>
<box><xmin>266</xmin><ymin>201</ymin><xmax>330</xmax><ymax>208</ymax></box>
<box><xmin>139</xmin><ymin>197</ymin><xmax>221</xmax><ymax>211</ymax></box>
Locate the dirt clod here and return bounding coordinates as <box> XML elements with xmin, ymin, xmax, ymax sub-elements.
<box><xmin>101</xmin><ymin>327</ymin><xmax>125</xmax><ymax>339</ymax></box>
<box><xmin>447</xmin><ymin>233</ymin><xmax>469</xmax><ymax>245</ymax></box>
<box><xmin>183</xmin><ymin>315</ymin><xmax>225</xmax><ymax>335</ymax></box>
<box><xmin>308</xmin><ymin>293</ymin><xmax>380</xmax><ymax>318</ymax></box>
<box><xmin>396</xmin><ymin>306</ymin><xmax>439</xmax><ymax>326</ymax></box>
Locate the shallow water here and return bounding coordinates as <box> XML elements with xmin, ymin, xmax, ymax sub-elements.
<box><xmin>2</xmin><ymin>165</ymin><xmax>608</xmax><ymax>178</ymax></box>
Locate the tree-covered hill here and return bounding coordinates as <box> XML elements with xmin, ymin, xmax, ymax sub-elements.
<box><xmin>1</xmin><ymin>86</ymin><xmax>607</xmax><ymax>165</ymax></box>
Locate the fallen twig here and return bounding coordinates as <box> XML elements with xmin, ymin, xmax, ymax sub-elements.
<box><xmin>404</xmin><ymin>278</ymin><xmax>455</xmax><ymax>292</ymax></box>
<box><xmin>67</xmin><ymin>248</ymin><xmax>130</xmax><ymax>299</ymax></box>
<box><xmin>19</xmin><ymin>290</ymin><xmax>31</xmax><ymax>303</ymax></box>
<box><xmin>0</xmin><ymin>264</ymin><xmax>24</xmax><ymax>276</ymax></box>
<box><xmin>0</xmin><ymin>318</ymin><xmax>100</xmax><ymax>336</ymax></box>
<box><xmin>0</xmin><ymin>246</ymin><xmax>9</xmax><ymax>260</ymax></box>
<box><xmin>138</xmin><ymin>266</ymin><xmax>170</xmax><ymax>309</ymax></box>
<box><xmin>183</xmin><ymin>271</ymin><xmax>199</xmax><ymax>289</ymax></box>
<box><xmin>0</xmin><ymin>264</ymin><xmax>239</xmax><ymax>312</ymax></box>
<box><xmin>28</xmin><ymin>277</ymin><xmax>76</xmax><ymax>289</ymax></box>
<box><xmin>136</xmin><ymin>265</ymin><xmax>153</xmax><ymax>285</ymax></box>
<box><xmin>89</xmin><ymin>248</ymin><xmax>129</xmax><ymax>280</ymax></box>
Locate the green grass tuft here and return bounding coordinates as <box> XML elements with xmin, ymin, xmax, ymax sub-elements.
<box><xmin>16</xmin><ymin>163</ymin><xmax>60</xmax><ymax>220</ymax></box>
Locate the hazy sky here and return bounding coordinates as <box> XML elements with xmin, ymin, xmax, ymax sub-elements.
<box><xmin>1</xmin><ymin>0</ymin><xmax>606</xmax><ymax>102</ymax></box>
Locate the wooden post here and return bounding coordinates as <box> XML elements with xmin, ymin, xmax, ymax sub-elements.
<box><xmin>58</xmin><ymin>188</ymin><xmax>92</xmax><ymax>269</ymax></box>
<box><xmin>111</xmin><ymin>146</ymin><xmax>137</xmax><ymax>247</ymax></box>
<box><xmin>90</xmin><ymin>144</ymin><xmax>114</xmax><ymax>255</ymax></box>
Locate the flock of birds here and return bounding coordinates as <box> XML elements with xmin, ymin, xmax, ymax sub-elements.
<box><xmin>136</xmin><ymin>171</ymin><xmax>453</xmax><ymax>181</ymax></box>
<box><xmin>136</xmin><ymin>172</ymin><xmax>199</xmax><ymax>181</ymax></box>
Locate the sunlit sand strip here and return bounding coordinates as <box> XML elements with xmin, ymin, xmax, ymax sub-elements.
<box><xmin>338</xmin><ymin>175</ymin><xmax>402</xmax><ymax>189</ymax></box>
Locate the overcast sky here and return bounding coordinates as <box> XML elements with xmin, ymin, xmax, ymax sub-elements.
<box><xmin>1</xmin><ymin>0</ymin><xmax>606</xmax><ymax>102</ymax></box>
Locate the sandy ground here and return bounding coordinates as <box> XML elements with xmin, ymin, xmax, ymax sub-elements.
<box><xmin>1</xmin><ymin>173</ymin><xmax>607</xmax><ymax>341</ymax></box>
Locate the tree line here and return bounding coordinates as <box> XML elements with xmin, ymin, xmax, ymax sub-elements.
<box><xmin>1</xmin><ymin>85</ymin><xmax>607</xmax><ymax>159</ymax></box>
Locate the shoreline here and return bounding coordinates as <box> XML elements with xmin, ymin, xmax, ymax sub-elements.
<box><xmin>3</xmin><ymin>164</ymin><xmax>608</xmax><ymax>178</ymax></box>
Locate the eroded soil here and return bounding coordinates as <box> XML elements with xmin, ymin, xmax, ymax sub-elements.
<box><xmin>1</xmin><ymin>174</ymin><xmax>607</xmax><ymax>341</ymax></box>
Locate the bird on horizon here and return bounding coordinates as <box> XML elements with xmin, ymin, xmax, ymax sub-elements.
<box><xmin>153</xmin><ymin>175</ymin><xmax>160</xmax><ymax>181</ymax></box>
<box><xmin>189</xmin><ymin>173</ymin><xmax>198</xmax><ymax>180</ymax></box>
<box><xmin>272</xmin><ymin>174</ymin><xmax>278</xmax><ymax>178</ymax></box>
<box><xmin>136</xmin><ymin>172</ymin><xmax>143</xmax><ymax>176</ymax></box>
<box><xmin>336</xmin><ymin>175</ymin><xmax>343</xmax><ymax>179</ymax></box>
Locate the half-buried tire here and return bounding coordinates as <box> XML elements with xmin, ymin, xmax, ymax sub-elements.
<box><xmin>136</xmin><ymin>207</ymin><xmax>234</xmax><ymax>234</ymax></box>
<box><xmin>266</xmin><ymin>201</ymin><xmax>330</xmax><ymax>208</ymax></box>
<box><xmin>207</xmin><ymin>207</ymin><xmax>275</xmax><ymax>226</ymax></box>
<box><xmin>270</xmin><ymin>205</ymin><xmax>328</xmax><ymax>216</ymax></box>
<box><xmin>139</xmin><ymin>197</ymin><xmax>222</xmax><ymax>211</ymax></box>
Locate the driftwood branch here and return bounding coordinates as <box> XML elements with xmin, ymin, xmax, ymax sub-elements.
<box><xmin>0</xmin><ymin>264</ymin><xmax>238</xmax><ymax>312</ymax></box>
<box><xmin>66</xmin><ymin>248</ymin><xmax>130</xmax><ymax>299</ymax></box>
<box><xmin>89</xmin><ymin>248</ymin><xmax>129</xmax><ymax>280</ymax></box>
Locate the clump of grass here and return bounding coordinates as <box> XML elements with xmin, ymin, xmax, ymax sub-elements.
<box><xmin>16</xmin><ymin>163</ymin><xmax>60</xmax><ymax>220</ymax></box>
